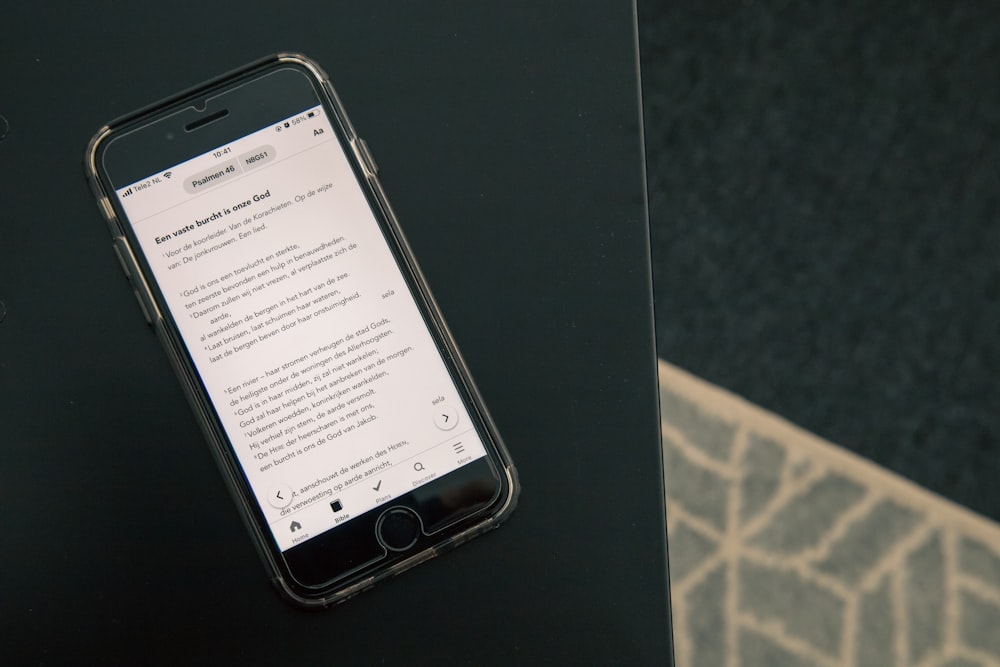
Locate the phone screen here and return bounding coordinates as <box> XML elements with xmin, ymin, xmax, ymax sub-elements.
<box><xmin>111</xmin><ymin>99</ymin><xmax>491</xmax><ymax>553</ymax></box>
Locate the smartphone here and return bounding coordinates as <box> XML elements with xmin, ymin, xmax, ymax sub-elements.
<box><xmin>85</xmin><ymin>53</ymin><xmax>518</xmax><ymax>607</ymax></box>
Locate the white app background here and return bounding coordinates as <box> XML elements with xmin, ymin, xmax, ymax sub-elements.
<box><xmin>116</xmin><ymin>107</ymin><xmax>486</xmax><ymax>550</ymax></box>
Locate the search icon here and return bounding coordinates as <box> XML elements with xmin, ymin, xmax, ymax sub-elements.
<box><xmin>413</xmin><ymin>462</ymin><xmax>425</xmax><ymax>472</ymax></box>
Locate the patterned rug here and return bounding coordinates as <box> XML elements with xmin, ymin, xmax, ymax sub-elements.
<box><xmin>660</xmin><ymin>361</ymin><xmax>1000</xmax><ymax>667</ymax></box>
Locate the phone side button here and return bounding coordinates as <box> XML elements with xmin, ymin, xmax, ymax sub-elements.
<box><xmin>112</xmin><ymin>243</ymin><xmax>130</xmax><ymax>278</ymax></box>
<box><xmin>132</xmin><ymin>289</ymin><xmax>153</xmax><ymax>325</ymax></box>
<box><xmin>100</xmin><ymin>197</ymin><xmax>123</xmax><ymax>236</ymax></box>
<box><xmin>358</xmin><ymin>138</ymin><xmax>378</xmax><ymax>175</ymax></box>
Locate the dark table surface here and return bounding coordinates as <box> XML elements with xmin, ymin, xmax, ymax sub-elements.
<box><xmin>0</xmin><ymin>3</ymin><xmax>671</xmax><ymax>664</ymax></box>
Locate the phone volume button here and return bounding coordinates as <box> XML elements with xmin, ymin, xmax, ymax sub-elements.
<box><xmin>356</xmin><ymin>138</ymin><xmax>378</xmax><ymax>176</ymax></box>
<box><xmin>100</xmin><ymin>197</ymin><xmax>123</xmax><ymax>236</ymax></box>
<box><xmin>132</xmin><ymin>289</ymin><xmax>153</xmax><ymax>325</ymax></box>
<box><xmin>112</xmin><ymin>243</ymin><xmax>130</xmax><ymax>278</ymax></box>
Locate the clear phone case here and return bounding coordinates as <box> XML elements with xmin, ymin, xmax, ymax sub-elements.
<box><xmin>84</xmin><ymin>53</ymin><xmax>519</xmax><ymax>607</ymax></box>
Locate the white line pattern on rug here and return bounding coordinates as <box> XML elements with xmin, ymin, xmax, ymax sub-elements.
<box><xmin>660</xmin><ymin>361</ymin><xmax>1000</xmax><ymax>667</ymax></box>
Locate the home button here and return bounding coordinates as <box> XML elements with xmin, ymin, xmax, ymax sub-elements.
<box><xmin>376</xmin><ymin>507</ymin><xmax>422</xmax><ymax>552</ymax></box>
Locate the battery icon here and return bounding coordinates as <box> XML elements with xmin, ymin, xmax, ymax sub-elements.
<box><xmin>307</xmin><ymin>111</ymin><xmax>316</xmax><ymax>118</ymax></box>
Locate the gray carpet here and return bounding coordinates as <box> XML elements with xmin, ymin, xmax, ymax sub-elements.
<box><xmin>661</xmin><ymin>361</ymin><xmax>1000</xmax><ymax>667</ymax></box>
<box><xmin>640</xmin><ymin>0</ymin><xmax>1000</xmax><ymax>520</ymax></box>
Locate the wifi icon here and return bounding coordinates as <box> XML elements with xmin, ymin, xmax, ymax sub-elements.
<box><xmin>164</xmin><ymin>171</ymin><xmax>173</xmax><ymax>179</ymax></box>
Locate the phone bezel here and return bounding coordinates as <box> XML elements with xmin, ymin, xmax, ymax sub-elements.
<box><xmin>86</xmin><ymin>54</ymin><xmax>518</xmax><ymax>606</ymax></box>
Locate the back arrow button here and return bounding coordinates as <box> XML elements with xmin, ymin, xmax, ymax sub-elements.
<box><xmin>268</xmin><ymin>484</ymin><xmax>293</xmax><ymax>509</ymax></box>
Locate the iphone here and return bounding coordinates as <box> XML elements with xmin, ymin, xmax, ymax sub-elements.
<box><xmin>85</xmin><ymin>53</ymin><xmax>518</xmax><ymax>607</ymax></box>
